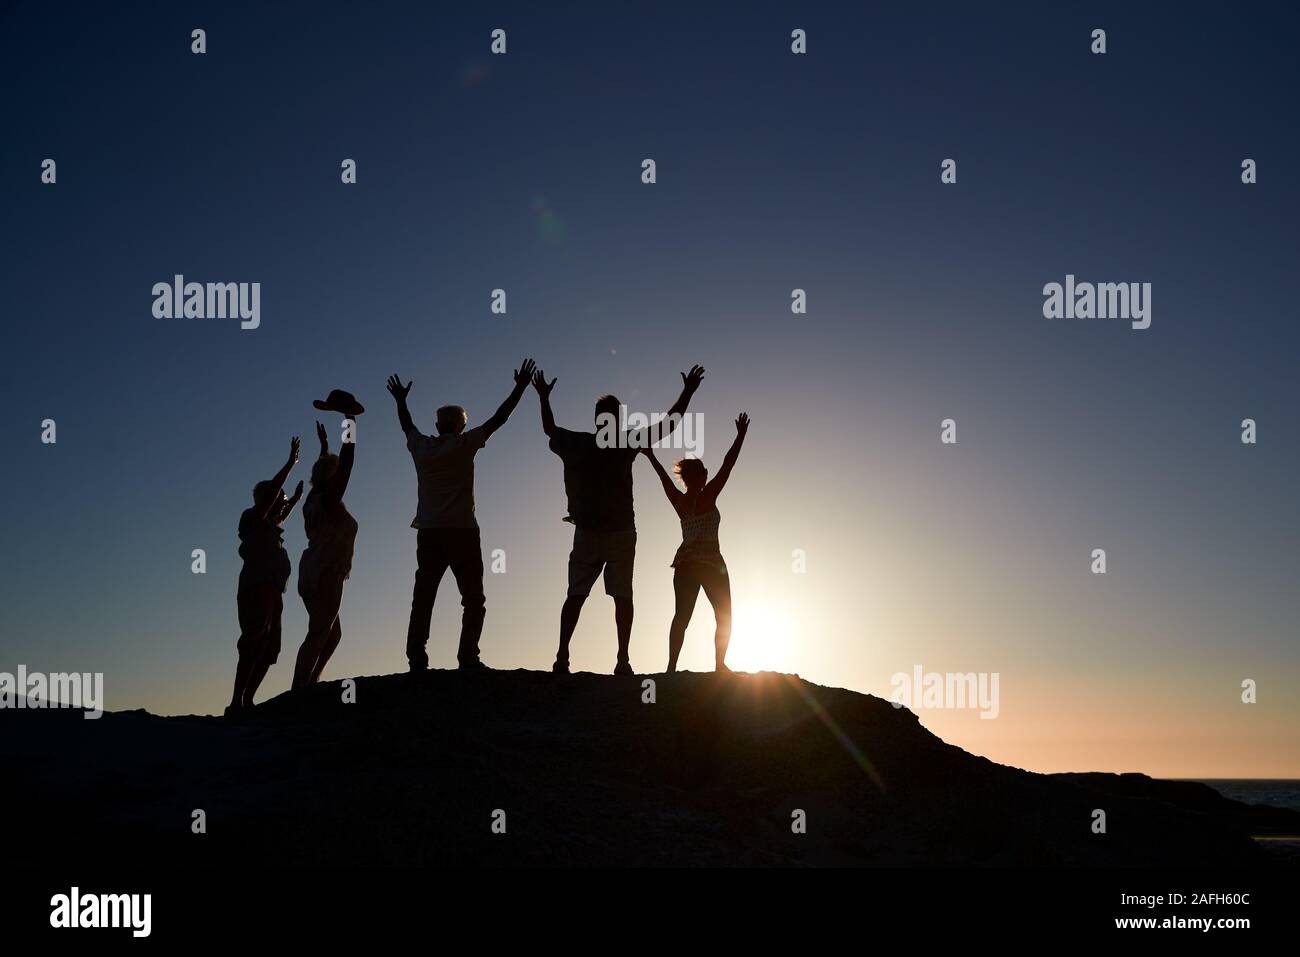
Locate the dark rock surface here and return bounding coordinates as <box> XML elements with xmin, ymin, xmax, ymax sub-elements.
<box><xmin>2</xmin><ymin>669</ymin><xmax>1294</xmax><ymax>867</ymax></box>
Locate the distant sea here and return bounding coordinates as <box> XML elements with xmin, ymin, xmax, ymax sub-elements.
<box><xmin>1191</xmin><ymin>779</ymin><xmax>1300</xmax><ymax>812</ymax></box>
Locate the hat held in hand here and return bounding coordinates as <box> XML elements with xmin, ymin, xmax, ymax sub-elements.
<box><xmin>312</xmin><ymin>389</ymin><xmax>365</xmax><ymax>417</ymax></box>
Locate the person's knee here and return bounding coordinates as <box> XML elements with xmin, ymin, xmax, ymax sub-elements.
<box><xmin>565</xmin><ymin>576</ymin><xmax>596</xmax><ymax>603</ymax></box>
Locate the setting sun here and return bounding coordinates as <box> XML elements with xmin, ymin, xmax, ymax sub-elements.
<box><xmin>725</xmin><ymin>604</ymin><xmax>798</xmax><ymax>674</ymax></box>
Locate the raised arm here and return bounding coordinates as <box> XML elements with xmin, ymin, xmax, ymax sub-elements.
<box><xmin>532</xmin><ymin>368</ymin><xmax>558</xmax><ymax>437</ymax></box>
<box><xmin>316</xmin><ymin>409</ymin><xmax>361</xmax><ymax>505</ymax></box>
<box><xmin>386</xmin><ymin>375</ymin><xmax>417</xmax><ymax>435</ymax></box>
<box><xmin>259</xmin><ymin>437</ymin><xmax>301</xmax><ymax>519</ymax></box>
<box><xmin>704</xmin><ymin>413</ymin><xmax>748</xmax><ymax>500</ymax></box>
<box><xmin>481</xmin><ymin>358</ymin><xmax>536</xmax><ymax>439</ymax></box>
<box><xmin>324</xmin><ymin>435</ymin><xmax>356</xmax><ymax>505</ymax></box>
<box><xmin>640</xmin><ymin>446</ymin><xmax>685</xmax><ymax>512</ymax></box>
<box><xmin>630</xmin><ymin>364</ymin><xmax>705</xmax><ymax>449</ymax></box>
<box><xmin>276</xmin><ymin>480</ymin><xmax>304</xmax><ymax>524</ymax></box>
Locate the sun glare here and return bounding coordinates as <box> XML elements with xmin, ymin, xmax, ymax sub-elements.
<box><xmin>725</xmin><ymin>604</ymin><xmax>797</xmax><ymax>674</ymax></box>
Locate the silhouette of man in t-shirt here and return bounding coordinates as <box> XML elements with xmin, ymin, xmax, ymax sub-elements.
<box><xmin>532</xmin><ymin>364</ymin><xmax>704</xmax><ymax>675</ymax></box>
<box><xmin>387</xmin><ymin>360</ymin><xmax>536</xmax><ymax>671</ymax></box>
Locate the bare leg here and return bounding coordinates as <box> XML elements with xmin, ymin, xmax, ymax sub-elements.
<box><xmin>230</xmin><ymin>655</ymin><xmax>254</xmax><ymax>711</ymax></box>
<box><xmin>613</xmin><ymin>596</ymin><xmax>634</xmax><ymax>671</ymax></box>
<box><xmin>232</xmin><ymin>587</ymin><xmax>274</xmax><ymax>709</ymax></box>
<box><xmin>667</xmin><ymin>567</ymin><xmax>702</xmax><ymax>673</ymax></box>
<box><xmin>295</xmin><ymin>577</ymin><xmax>343</xmax><ymax>689</ymax></box>
<box><xmin>714</xmin><ymin>621</ymin><xmax>733</xmax><ymax>670</ymax></box>
<box><xmin>292</xmin><ymin>630</ymin><xmax>320</xmax><ymax>690</ymax></box>
<box><xmin>556</xmin><ymin>594</ymin><xmax>586</xmax><ymax>668</ymax></box>
<box><xmin>310</xmin><ymin>616</ymin><xmax>342</xmax><ymax>684</ymax></box>
<box><xmin>243</xmin><ymin>598</ymin><xmax>283</xmax><ymax>706</ymax></box>
<box><xmin>700</xmin><ymin>568</ymin><xmax>733</xmax><ymax>671</ymax></box>
<box><xmin>244</xmin><ymin>649</ymin><xmax>272</xmax><ymax>706</ymax></box>
<box><xmin>666</xmin><ymin>617</ymin><xmax>688</xmax><ymax>673</ymax></box>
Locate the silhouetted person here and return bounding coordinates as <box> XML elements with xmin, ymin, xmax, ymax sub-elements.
<box><xmin>533</xmin><ymin>364</ymin><xmax>705</xmax><ymax>675</ymax></box>
<box><xmin>229</xmin><ymin>437</ymin><xmax>302</xmax><ymax>714</ymax></box>
<box><xmin>387</xmin><ymin>359</ymin><xmax>536</xmax><ymax>672</ymax></box>
<box><xmin>293</xmin><ymin>392</ymin><xmax>364</xmax><ymax>688</ymax></box>
<box><xmin>642</xmin><ymin>413</ymin><xmax>748</xmax><ymax>673</ymax></box>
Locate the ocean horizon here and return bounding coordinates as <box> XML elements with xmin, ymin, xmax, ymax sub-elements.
<box><xmin>1190</xmin><ymin>780</ymin><xmax>1300</xmax><ymax>813</ymax></box>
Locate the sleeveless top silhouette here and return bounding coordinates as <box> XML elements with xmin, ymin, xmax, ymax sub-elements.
<box><xmin>672</xmin><ymin>505</ymin><xmax>725</xmax><ymax>570</ymax></box>
<box><xmin>299</xmin><ymin>492</ymin><xmax>358</xmax><ymax>593</ymax></box>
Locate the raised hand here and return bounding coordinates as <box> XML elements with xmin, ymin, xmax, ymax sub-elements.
<box><xmin>514</xmin><ymin>358</ymin><xmax>537</xmax><ymax>388</ymax></box>
<box><xmin>315</xmin><ymin>420</ymin><xmax>329</xmax><ymax>454</ymax></box>
<box><xmin>680</xmin><ymin>364</ymin><xmax>705</xmax><ymax>394</ymax></box>
<box><xmin>293</xmin><ymin>480</ymin><xmax>304</xmax><ymax>497</ymax></box>
<box><xmin>532</xmin><ymin>369</ymin><xmax>557</xmax><ymax>397</ymax></box>
<box><xmin>735</xmin><ymin>412</ymin><xmax>750</xmax><ymax>436</ymax></box>
<box><xmin>386</xmin><ymin>374</ymin><xmax>412</xmax><ymax>401</ymax></box>
<box><xmin>289</xmin><ymin>436</ymin><xmax>301</xmax><ymax>464</ymax></box>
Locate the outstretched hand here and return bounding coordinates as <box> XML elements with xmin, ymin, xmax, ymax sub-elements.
<box><xmin>288</xmin><ymin>436</ymin><xmax>301</xmax><ymax>464</ymax></box>
<box><xmin>293</xmin><ymin>480</ymin><xmax>304</xmax><ymax>497</ymax></box>
<box><xmin>531</xmin><ymin>369</ymin><xmax>557</xmax><ymax>397</ymax></box>
<box><xmin>386</xmin><ymin>374</ymin><xmax>412</xmax><ymax>401</ymax></box>
<box><xmin>514</xmin><ymin>358</ymin><xmax>537</xmax><ymax>388</ymax></box>
<box><xmin>735</xmin><ymin>412</ymin><xmax>750</xmax><ymax>436</ymax></box>
<box><xmin>315</xmin><ymin>420</ymin><xmax>329</xmax><ymax>453</ymax></box>
<box><xmin>681</xmin><ymin>364</ymin><xmax>705</xmax><ymax>393</ymax></box>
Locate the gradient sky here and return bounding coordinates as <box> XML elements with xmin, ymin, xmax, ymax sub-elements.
<box><xmin>1</xmin><ymin>1</ymin><xmax>1296</xmax><ymax>777</ymax></box>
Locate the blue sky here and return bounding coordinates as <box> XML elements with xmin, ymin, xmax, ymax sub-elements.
<box><xmin>1</xmin><ymin>1</ymin><xmax>1296</xmax><ymax>775</ymax></box>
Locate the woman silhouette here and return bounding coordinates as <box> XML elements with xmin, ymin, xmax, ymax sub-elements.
<box><xmin>293</xmin><ymin>399</ymin><xmax>363</xmax><ymax>688</ymax></box>
<box><xmin>642</xmin><ymin>412</ymin><xmax>748</xmax><ymax>673</ymax></box>
<box><xmin>229</xmin><ymin>437</ymin><xmax>302</xmax><ymax>713</ymax></box>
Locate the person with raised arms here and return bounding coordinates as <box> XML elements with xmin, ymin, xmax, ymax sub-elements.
<box><xmin>292</xmin><ymin>391</ymin><xmax>364</xmax><ymax>688</ymax></box>
<box><xmin>228</xmin><ymin>436</ymin><xmax>302</xmax><ymax>714</ymax></box>
<box><xmin>641</xmin><ymin>413</ymin><xmax>749</xmax><ymax>674</ymax></box>
<box><xmin>387</xmin><ymin>359</ymin><xmax>536</xmax><ymax>672</ymax></box>
<box><xmin>532</xmin><ymin>364</ymin><xmax>705</xmax><ymax>676</ymax></box>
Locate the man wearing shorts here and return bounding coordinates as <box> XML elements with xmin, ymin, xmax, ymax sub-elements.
<box><xmin>531</xmin><ymin>364</ymin><xmax>705</xmax><ymax>675</ymax></box>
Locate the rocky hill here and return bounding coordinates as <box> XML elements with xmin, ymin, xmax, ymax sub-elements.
<box><xmin>2</xmin><ymin>669</ymin><xmax>1294</xmax><ymax>867</ymax></box>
